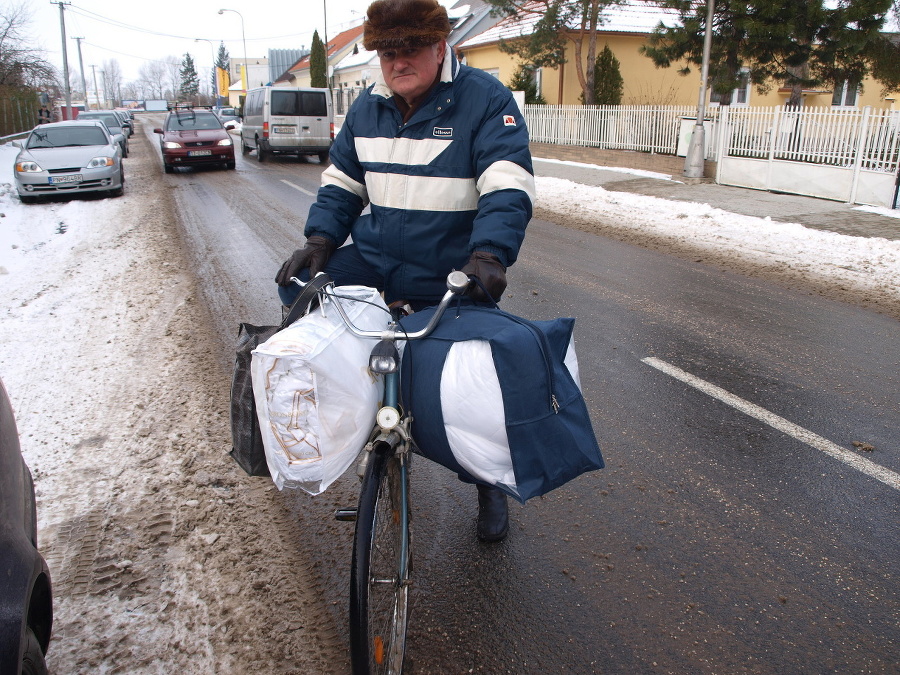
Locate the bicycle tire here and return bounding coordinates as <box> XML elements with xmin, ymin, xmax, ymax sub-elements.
<box><xmin>350</xmin><ymin>444</ymin><xmax>411</xmax><ymax>675</ymax></box>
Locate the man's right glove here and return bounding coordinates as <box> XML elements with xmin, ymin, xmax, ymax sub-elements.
<box><xmin>275</xmin><ymin>235</ymin><xmax>336</xmax><ymax>286</ymax></box>
<box><xmin>461</xmin><ymin>251</ymin><xmax>507</xmax><ymax>302</ymax></box>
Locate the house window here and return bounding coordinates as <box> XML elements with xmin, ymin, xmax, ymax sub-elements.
<box><xmin>533</xmin><ymin>67</ymin><xmax>543</xmax><ymax>100</ymax></box>
<box><xmin>484</xmin><ymin>68</ymin><xmax>500</xmax><ymax>80</ymax></box>
<box><xmin>832</xmin><ymin>80</ymin><xmax>859</xmax><ymax>107</ymax></box>
<box><xmin>709</xmin><ymin>70</ymin><xmax>750</xmax><ymax>106</ymax></box>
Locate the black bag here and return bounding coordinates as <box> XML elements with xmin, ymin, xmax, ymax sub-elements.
<box><xmin>229</xmin><ymin>274</ymin><xmax>332</xmax><ymax>476</ymax></box>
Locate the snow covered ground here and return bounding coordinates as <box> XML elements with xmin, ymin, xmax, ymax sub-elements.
<box><xmin>0</xmin><ymin>134</ymin><xmax>897</xmax><ymax>672</ymax></box>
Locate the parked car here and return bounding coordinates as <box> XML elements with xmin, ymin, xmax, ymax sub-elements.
<box><xmin>0</xmin><ymin>377</ymin><xmax>53</xmax><ymax>675</ymax></box>
<box><xmin>111</xmin><ymin>110</ymin><xmax>133</xmax><ymax>136</ymax></box>
<box><xmin>14</xmin><ymin>120</ymin><xmax>126</xmax><ymax>204</ymax></box>
<box><xmin>75</xmin><ymin>110</ymin><xmax>129</xmax><ymax>157</ymax></box>
<box><xmin>214</xmin><ymin>107</ymin><xmax>240</xmax><ymax>129</ymax></box>
<box><xmin>154</xmin><ymin>108</ymin><xmax>235</xmax><ymax>173</ymax></box>
<box><xmin>240</xmin><ymin>86</ymin><xmax>333</xmax><ymax>163</ymax></box>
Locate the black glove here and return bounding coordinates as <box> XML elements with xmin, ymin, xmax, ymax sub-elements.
<box><xmin>275</xmin><ymin>236</ymin><xmax>336</xmax><ymax>286</ymax></box>
<box><xmin>461</xmin><ymin>251</ymin><xmax>507</xmax><ymax>302</ymax></box>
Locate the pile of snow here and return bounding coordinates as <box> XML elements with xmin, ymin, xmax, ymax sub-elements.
<box><xmin>535</xmin><ymin>175</ymin><xmax>900</xmax><ymax>298</ymax></box>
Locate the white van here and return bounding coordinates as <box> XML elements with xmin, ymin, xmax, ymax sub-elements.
<box><xmin>240</xmin><ymin>86</ymin><xmax>334</xmax><ymax>163</ymax></box>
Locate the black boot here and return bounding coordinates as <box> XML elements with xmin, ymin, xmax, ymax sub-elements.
<box><xmin>476</xmin><ymin>484</ymin><xmax>509</xmax><ymax>542</ymax></box>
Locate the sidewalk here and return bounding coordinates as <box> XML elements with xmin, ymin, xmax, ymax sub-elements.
<box><xmin>530</xmin><ymin>150</ymin><xmax>900</xmax><ymax>242</ymax></box>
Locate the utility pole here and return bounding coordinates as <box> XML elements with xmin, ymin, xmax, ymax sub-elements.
<box><xmin>323</xmin><ymin>0</ymin><xmax>332</xmax><ymax>91</ymax></box>
<box><xmin>100</xmin><ymin>70</ymin><xmax>108</xmax><ymax>108</ymax></box>
<box><xmin>90</xmin><ymin>64</ymin><xmax>101</xmax><ymax>110</ymax></box>
<box><xmin>683</xmin><ymin>0</ymin><xmax>715</xmax><ymax>180</ymax></box>
<box><xmin>52</xmin><ymin>1</ymin><xmax>73</xmax><ymax>114</ymax></box>
<box><xmin>72</xmin><ymin>37</ymin><xmax>88</xmax><ymax>108</ymax></box>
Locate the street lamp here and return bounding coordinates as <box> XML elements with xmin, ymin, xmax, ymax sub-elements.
<box><xmin>683</xmin><ymin>0</ymin><xmax>715</xmax><ymax>179</ymax></box>
<box><xmin>218</xmin><ymin>8</ymin><xmax>248</xmax><ymax>92</ymax></box>
<box><xmin>195</xmin><ymin>38</ymin><xmax>218</xmax><ymax>106</ymax></box>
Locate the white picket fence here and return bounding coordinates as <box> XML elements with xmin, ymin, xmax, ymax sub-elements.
<box><xmin>521</xmin><ymin>103</ymin><xmax>900</xmax><ymax>207</ymax></box>
<box><xmin>524</xmin><ymin>104</ymin><xmax>722</xmax><ymax>157</ymax></box>
<box><xmin>720</xmin><ymin>105</ymin><xmax>900</xmax><ymax>173</ymax></box>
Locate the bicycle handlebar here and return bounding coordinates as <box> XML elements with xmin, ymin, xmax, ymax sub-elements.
<box><xmin>290</xmin><ymin>270</ymin><xmax>472</xmax><ymax>341</ymax></box>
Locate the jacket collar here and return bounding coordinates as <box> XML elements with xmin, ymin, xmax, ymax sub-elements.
<box><xmin>371</xmin><ymin>44</ymin><xmax>457</xmax><ymax>100</ymax></box>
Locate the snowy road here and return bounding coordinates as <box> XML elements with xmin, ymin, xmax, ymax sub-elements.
<box><xmin>0</xmin><ymin>119</ymin><xmax>898</xmax><ymax>673</ymax></box>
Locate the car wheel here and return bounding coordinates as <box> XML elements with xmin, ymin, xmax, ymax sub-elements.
<box><xmin>122</xmin><ymin>144</ymin><xmax>128</xmax><ymax>158</ymax></box>
<box><xmin>164</xmin><ymin>164</ymin><xmax>174</xmax><ymax>174</ymax></box>
<box><xmin>318</xmin><ymin>151</ymin><xmax>329</xmax><ymax>164</ymax></box>
<box><xmin>241</xmin><ymin>137</ymin><xmax>250</xmax><ymax>155</ymax></box>
<box><xmin>21</xmin><ymin>626</ymin><xmax>48</xmax><ymax>675</ymax></box>
<box><xmin>226</xmin><ymin>161</ymin><xmax>236</xmax><ymax>170</ymax></box>
<box><xmin>256</xmin><ymin>140</ymin><xmax>267</xmax><ymax>162</ymax></box>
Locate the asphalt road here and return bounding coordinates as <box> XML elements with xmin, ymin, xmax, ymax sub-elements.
<box><xmin>149</xmin><ymin>118</ymin><xmax>900</xmax><ymax>674</ymax></box>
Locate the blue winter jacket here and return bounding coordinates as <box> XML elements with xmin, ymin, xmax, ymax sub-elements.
<box><xmin>305</xmin><ymin>47</ymin><xmax>535</xmax><ymax>303</ymax></box>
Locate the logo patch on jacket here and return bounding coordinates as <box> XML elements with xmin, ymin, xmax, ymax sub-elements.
<box><xmin>503</xmin><ymin>115</ymin><xmax>516</xmax><ymax>126</ymax></box>
<box><xmin>433</xmin><ymin>127</ymin><xmax>453</xmax><ymax>137</ymax></box>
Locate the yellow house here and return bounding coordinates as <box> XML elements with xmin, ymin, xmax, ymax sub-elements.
<box><xmin>455</xmin><ymin>0</ymin><xmax>899</xmax><ymax>110</ymax></box>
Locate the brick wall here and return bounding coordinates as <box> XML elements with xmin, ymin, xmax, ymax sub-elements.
<box><xmin>529</xmin><ymin>142</ymin><xmax>716</xmax><ymax>178</ymax></box>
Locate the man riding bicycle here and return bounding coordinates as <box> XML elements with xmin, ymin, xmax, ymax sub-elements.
<box><xmin>276</xmin><ymin>0</ymin><xmax>535</xmax><ymax>542</ymax></box>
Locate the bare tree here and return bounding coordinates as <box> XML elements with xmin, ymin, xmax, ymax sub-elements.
<box><xmin>102</xmin><ymin>59</ymin><xmax>122</xmax><ymax>107</ymax></box>
<box><xmin>162</xmin><ymin>55</ymin><xmax>180</xmax><ymax>100</ymax></box>
<box><xmin>0</xmin><ymin>1</ymin><xmax>58</xmax><ymax>89</ymax></box>
<box><xmin>138</xmin><ymin>60</ymin><xmax>167</xmax><ymax>99</ymax></box>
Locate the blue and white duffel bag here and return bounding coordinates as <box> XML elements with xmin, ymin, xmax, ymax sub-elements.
<box><xmin>399</xmin><ymin>304</ymin><xmax>603</xmax><ymax>503</ymax></box>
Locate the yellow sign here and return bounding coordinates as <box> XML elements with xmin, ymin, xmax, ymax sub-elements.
<box><xmin>216</xmin><ymin>67</ymin><xmax>230</xmax><ymax>97</ymax></box>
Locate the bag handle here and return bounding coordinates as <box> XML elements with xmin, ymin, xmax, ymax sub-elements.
<box><xmin>469</xmin><ymin>276</ymin><xmax>499</xmax><ymax>308</ymax></box>
<box><xmin>281</xmin><ymin>273</ymin><xmax>332</xmax><ymax>328</ymax></box>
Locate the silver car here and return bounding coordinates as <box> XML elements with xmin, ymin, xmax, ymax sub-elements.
<box><xmin>75</xmin><ymin>111</ymin><xmax>129</xmax><ymax>156</ymax></box>
<box><xmin>14</xmin><ymin>120</ymin><xmax>125</xmax><ymax>204</ymax></box>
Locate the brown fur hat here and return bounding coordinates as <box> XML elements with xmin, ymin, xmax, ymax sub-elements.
<box><xmin>363</xmin><ymin>0</ymin><xmax>451</xmax><ymax>51</ymax></box>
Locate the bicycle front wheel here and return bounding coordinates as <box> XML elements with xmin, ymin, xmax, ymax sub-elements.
<box><xmin>350</xmin><ymin>444</ymin><xmax>411</xmax><ymax>675</ymax></box>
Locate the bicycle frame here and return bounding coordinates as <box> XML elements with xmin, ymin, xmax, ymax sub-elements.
<box><xmin>297</xmin><ymin>270</ymin><xmax>470</xmax><ymax>675</ymax></box>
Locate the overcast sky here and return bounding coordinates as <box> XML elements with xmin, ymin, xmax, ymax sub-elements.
<box><xmin>30</xmin><ymin>0</ymin><xmax>373</xmax><ymax>83</ymax></box>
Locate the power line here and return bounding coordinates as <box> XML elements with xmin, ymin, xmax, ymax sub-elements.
<box><xmin>67</xmin><ymin>6</ymin><xmax>318</xmax><ymax>44</ymax></box>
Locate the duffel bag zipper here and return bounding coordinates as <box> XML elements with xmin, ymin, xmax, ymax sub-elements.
<box><xmin>491</xmin><ymin>309</ymin><xmax>560</xmax><ymax>415</ymax></box>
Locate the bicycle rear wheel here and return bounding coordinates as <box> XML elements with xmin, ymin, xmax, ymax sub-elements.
<box><xmin>350</xmin><ymin>444</ymin><xmax>411</xmax><ymax>675</ymax></box>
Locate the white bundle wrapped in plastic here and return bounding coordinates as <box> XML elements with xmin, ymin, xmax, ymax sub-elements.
<box><xmin>439</xmin><ymin>335</ymin><xmax>582</xmax><ymax>493</ymax></box>
<box><xmin>251</xmin><ymin>286</ymin><xmax>390</xmax><ymax>493</ymax></box>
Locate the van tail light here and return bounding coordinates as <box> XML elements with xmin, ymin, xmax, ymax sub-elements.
<box><xmin>263</xmin><ymin>121</ymin><xmax>269</xmax><ymax>139</ymax></box>
<box><xmin>330</xmin><ymin>122</ymin><xmax>335</xmax><ymax>140</ymax></box>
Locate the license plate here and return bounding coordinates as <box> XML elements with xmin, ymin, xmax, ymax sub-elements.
<box><xmin>49</xmin><ymin>174</ymin><xmax>82</xmax><ymax>184</ymax></box>
<box><xmin>273</xmin><ymin>126</ymin><xmax>295</xmax><ymax>134</ymax></box>
<box><xmin>188</xmin><ymin>149</ymin><xmax>212</xmax><ymax>156</ymax></box>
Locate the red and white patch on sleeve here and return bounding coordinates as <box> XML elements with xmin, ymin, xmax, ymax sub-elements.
<box><xmin>503</xmin><ymin>115</ymin><xmax>516</xmax><ymax>126</ymax></box>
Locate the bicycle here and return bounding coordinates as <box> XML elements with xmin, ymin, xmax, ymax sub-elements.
<box><xmin>293</xmin><ymin>270</ymin><xmax>471</xmax><ymax>675</ymax></box>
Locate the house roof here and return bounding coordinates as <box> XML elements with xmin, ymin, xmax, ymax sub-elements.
<box><xmin>456</xmin><ymin>0</ymin><xmax>678</xmax><ymax>49</ymax></box>
<box><xmin>335</xmin><ymin>46</ymin><xmax>379</xmax><ymax>71</ymax></box>
<box><xmin>278</xmin><ymin>23</ymin><xmax>365</xmax><ymax>79</ymax></box>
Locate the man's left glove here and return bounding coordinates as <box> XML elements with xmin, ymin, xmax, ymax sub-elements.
<box><xmin>275</xmin><ymin>235</ymin><xmax>336</xmax><ymax>286</ymax></box>
<box><xmin>461</xmin><ymin>251</ymin><xmax>507</xmax><ymax>302</ymax></box>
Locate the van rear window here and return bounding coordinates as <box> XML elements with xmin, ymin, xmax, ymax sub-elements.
<box><xmin>270</xmin><ymin>91</ymin><xmax>328</xmax><ymax>117</ymax></box>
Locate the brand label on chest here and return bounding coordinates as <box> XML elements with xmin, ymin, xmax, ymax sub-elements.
<box><xmin>433</xmin><ymin>127</ymin><xmax>453</xmax><ymax>137</ymax></box>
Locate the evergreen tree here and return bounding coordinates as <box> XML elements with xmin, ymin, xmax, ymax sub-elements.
<box><xmin>178</xmin><ymin>53</ymin><xmax>200</xmax><ymax>102</ymax></box>
<box><xmin>507</xmin><ymin>65</ymin><xmax>546</xmax><ymax>104</ymax></box>
<box><xmin>485</xmin><ymin>0</ymin><xmax>624</xmax><ymax>105</ymax></box>
<box><xmin>581</xmin><ymin>44</ymin><xmax>622</xmax><ymax>105</ymax></box>
<box><xmin>310</xmin><ymin>30</ymin><xmax>328</xmax><ymax>89</ymax></box>
<box><xmin>642</xmin><ymin>0</ymin><xmax>900</xmax><ymax>107</ymax></box>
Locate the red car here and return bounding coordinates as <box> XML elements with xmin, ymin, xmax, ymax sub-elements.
<box><xmin>154</xmin><ymin>108</ymin><xmax>235</xmax><ymax>173</ymax></box>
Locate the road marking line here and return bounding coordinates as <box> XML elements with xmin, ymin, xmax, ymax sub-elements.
<box><xmin>641</xmin><ymin>357</ymin><xmax>900</xmax><ymax>491</ymax></box>
<box><xmin>280</xmin><ymin>180</ymin><xmax>317</xmax><ymax>197</ymax></box>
